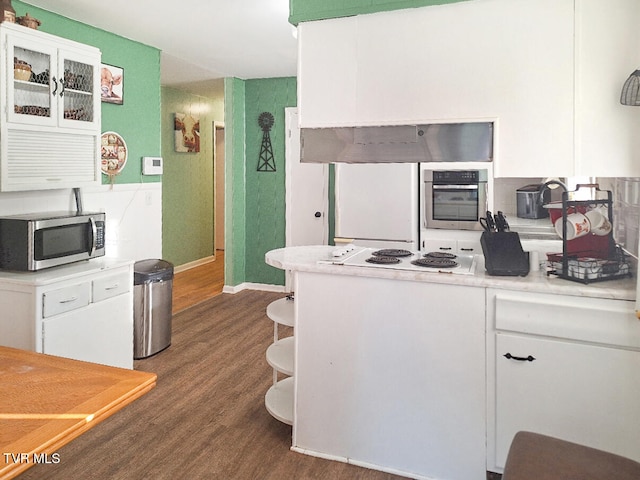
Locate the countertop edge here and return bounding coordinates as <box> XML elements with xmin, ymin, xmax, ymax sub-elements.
<box><xmin>266</xmin><ymin>246</ymin><xmax>636</xmax><ymax>302</ymax></box>
<box><xmin>0</xmin><ymin>258</ymin><xmax>135</xmax><ymax>287</ymax></box>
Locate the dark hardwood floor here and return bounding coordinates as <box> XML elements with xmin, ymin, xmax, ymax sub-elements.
<box><xmin>18</xmin><ymin>261</ymin><xmax>501</xmax><ymax>479</ymax></box>
<box><xmin>18</xmin><ymin>290</ymin><xmax>405</xmax><ymax>480</ymax></box>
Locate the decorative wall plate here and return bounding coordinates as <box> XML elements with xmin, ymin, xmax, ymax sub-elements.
<box><xmin>101</xmin><ymin>131</ymin><xmax>128</xmax><ymax>176</ymax></box>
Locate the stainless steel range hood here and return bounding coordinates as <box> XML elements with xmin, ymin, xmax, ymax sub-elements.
<box><xmin>300</xmin><ymin>122</ymin><xmax>493</xmax><ymax>163</ymax></box>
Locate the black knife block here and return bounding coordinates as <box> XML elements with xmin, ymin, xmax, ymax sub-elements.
<box><xmin>480</xmin><ymin>231</ymin><xmax>530</xmax><ymax>276</ymax></box>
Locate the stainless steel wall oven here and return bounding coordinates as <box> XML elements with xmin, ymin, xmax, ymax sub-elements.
<box><xmin>423</xmin><ymin>169</ymin><xmax>489</xmax><ymax>231</ymax></box>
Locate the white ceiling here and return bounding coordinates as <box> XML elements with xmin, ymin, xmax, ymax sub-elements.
<box><xmin>24</xmin><ymin>0</ymin><xmax>298</xmax><ymax>97</ymax></box>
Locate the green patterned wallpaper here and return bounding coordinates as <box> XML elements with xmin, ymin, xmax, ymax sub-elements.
<box><xmin>224</xmin><ymin>78</ymin><xmax>247</xmax><ymax>287</ymax></box>
<box><xmin>17</xmin><ymin>1</ymin><xmax>162</xmax><ymax>185</ymax></box>
<box><xmin>224</xmin><ymin>77</ymin><xmax>297</xmax><ymax>287</ymax></box>
<box><xmin>161</xmin><ymin>87</ymin><xmax>224</xmax><ymax>266</ymax></box>
<box><xmin>245</xmin><ymin>77</ymin><xmax>297</xmax><ymax>286</ymax></box>
<box><xmin>289</xmin><ymin>0</ymin><xmax>471</xmax><ymax>24</ymax></box>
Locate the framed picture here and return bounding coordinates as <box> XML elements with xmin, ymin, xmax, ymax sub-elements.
<box><xmin>100</xmin><ymin>64</ymin><xmax>123</xmax><ymax>105</ymax></box>
<box><xmin>174</xmin><ymin>113</ymin><xmax>200</xmax><ymax>153</ymax></box>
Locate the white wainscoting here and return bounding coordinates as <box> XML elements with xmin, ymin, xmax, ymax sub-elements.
<box><xmin>0</xmin><ymin>183</ymin><xmax>162</xmax><ymax>262</ymax></box>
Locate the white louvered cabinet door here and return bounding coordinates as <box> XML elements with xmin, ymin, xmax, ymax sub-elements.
<box><xmin>1</xmin><ymin>22</ymin><xmax>101</xmax><ymax>191</ymax></box>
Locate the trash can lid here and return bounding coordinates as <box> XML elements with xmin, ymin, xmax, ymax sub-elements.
<box><xmin>134</xmin><ymin>259</ymin><xmax>174</xmax><ymax>283</ymax></box>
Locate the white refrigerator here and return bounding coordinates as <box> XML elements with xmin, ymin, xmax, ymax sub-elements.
<box><xmin>334</xmin><ymin>163</ymin><xmax>419</xmax><ymax>250</ymax></box>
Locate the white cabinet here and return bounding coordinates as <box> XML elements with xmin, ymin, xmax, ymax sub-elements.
<box><xmin>421</xmin><ymin>238</ymin><xmax>481</xmax><ymax>255</ymax></box>
<box><xmin>486</xmin><ymin>289</ymin><xmax>640</xmax><ymax>473</ymax></box>
<box><xmin>297</xmin><ymin>17</ymin><xmax>357</xmax><ymax>127</ymax></box>
<box><xmin>294</xmin><ymin>272</ymin><xmax>486</xmax><ymax>479</ymax></box>
<box><xmin>0</xmin><ymin>22</ymin><xmax>101</xmax><ymax>191</ymax></box>
<box><xmin>298</xmin><ymin>0</ymin><xmax>574</xmax><ymax>177</ymax></box>
<box><xmin>574</xmin><ymin>0</ymin><xmax>640</xmax><ymax>176</ymax></box>
<box><xmin>420</xmin><ymin>229</ymin><xmax>482</xmax><ymax>255</ymax></box>
<box><xmin>297</xmin><ymin>0</ymin><xmax>640</xmax><ymax>177</ymax></box>
<box><xmin>0</xmin><ymin>261</ymin><xmax>134</xmax><ymax>369</ymax></box>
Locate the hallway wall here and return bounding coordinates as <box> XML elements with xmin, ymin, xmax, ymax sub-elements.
<box><xmin>161</xmin><ymin>86</ymin><xmax>224</xmax><ymax>266</ymax></box>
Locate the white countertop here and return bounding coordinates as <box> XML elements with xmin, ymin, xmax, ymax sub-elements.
<box><xmin>0</xmin><ymin>257</ymin><xmax>134</xmax><ymax>286</ymax></box>
<box><xmin>266</xmin><ymin>246</ymin><xmax>636</xmax><ymax>301</ymax></box>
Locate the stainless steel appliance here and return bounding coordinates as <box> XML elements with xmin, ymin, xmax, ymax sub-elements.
<box><xmin>301</xmin><ymin>122</ymin><xmax>493</xmax><ymax>164</ymax></box>
<box><xmin>423</xmin><ymin>169</ymin><xmax>489</xmax><ymax>231</ymax></box>
<box><xmin>0</xmin><ymin>211</ymin><xmax>105</xmax><ymax>271</ymax></box>
<box><xmin>516</xmin><ymin>184</ymin><xmax>550</xmax><ymax>219</ymax></box>
<box><xmin>323</xmin><ymin>246</ymin><xmax>477</xmax><ymax>275</ymax></box>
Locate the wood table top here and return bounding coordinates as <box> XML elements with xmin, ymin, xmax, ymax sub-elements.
<box><xmin>0</xmin><ymin>346</ymin><xmax>156</xmax><ymax>480</ymax></box>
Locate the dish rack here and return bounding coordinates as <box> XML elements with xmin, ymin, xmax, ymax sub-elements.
<box><xmin>547</xmin><ymin>184</ymin><xmax>632</xmax><ymax>284</ymax></box>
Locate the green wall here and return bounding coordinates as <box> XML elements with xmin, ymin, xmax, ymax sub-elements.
<box><xmin>245</xmin><ymin>78</ymin><xmax>297</xmax><ymax>285</ymax></box>
<box><xmin>224</xmin><ymin>78</ymin><xmax>247</xmax><ymax>287</ymax></box>
<box><xmin>289</xmin><ymin>0</ymin><xmax>470</xmax><ymax>24</ymax></box>
<box><xmin>161</xmin><ymin>86</ymin><xmax>224</xmax><ymax>266</ymax></box>
<box><xmin>17</xmin><ymin>1</ymin><xmax>162</xmax><ymax>185</ymax></box>
<box><xmin>224</xmin><ymin>77</ymin><xmax>297</xmax><ymax>287</ymax></box>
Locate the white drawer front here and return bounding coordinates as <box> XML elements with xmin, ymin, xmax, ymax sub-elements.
<box><xmin>457</xmin><ymin>239</ymin><xmax>481</xmax><ymax>255</ymax></box>
<box><xmin>493</xmin><ymin>290</ymin><xmax>640</xmax><ymax>349</ymax></box>
<box><xmin>421</xmin><ymin>239</ymin><xmax>456</xmax><ymax>253</ymax></box>
<box><xmin>43</xmin><ymin>283</ymin><xmax>91</xmax><ymax>318</ymax></box>
<box><xmin>93</xmin><ymin>272</ymin><xmax>131</xmax><ymax>302</ymax></box>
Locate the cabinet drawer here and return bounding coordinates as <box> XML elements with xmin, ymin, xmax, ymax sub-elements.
<box><xmin>43</xmin><ymin>282</ymin><xmax>91</xmax><ymax>318</ymax></box>
<box><xmin>421</xmin><ymin>239</ymin><xmax>456</xmax><ymax>253</ymax></box>
<box><xmin>493</xmin><ymin>290</ymin><xmax>640</xmax><ymax>349</ymax></box>
<box><xmin>93</xmin><ymin>272</ymin><xmax>131</xmax><ymax>302</ymax></box>
<box><xmin>457</xmin><ymin>239</ymin><xmax>481</xmax><ymax>255</ymax></box>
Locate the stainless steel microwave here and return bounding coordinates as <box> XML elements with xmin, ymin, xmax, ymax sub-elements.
<box><xmin>0</xmin><ymin>211</ymin><xmax>105</xmax><ymax>271</ymax></box>
<box><xmin>423</xmin><ymin>170</ymin><xmax>488</xmax><ymax>231</ymax></box>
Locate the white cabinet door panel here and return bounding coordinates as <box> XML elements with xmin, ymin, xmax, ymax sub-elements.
<box><xmin>43</xmin><ymin>294</ymin><xmax>133</xmax><ymax>369</ymax></box>
<box><xmin>297</xmin><ymin>18</ymin><xmax>358</xmax><ymax>127</ymax></box>
<box><xmin>295</xmin><ymin>272</ymin><xmax>486</xmax><ymax>479</ymax></box>
<box><xmin>494</xmin><ymin>332</ymin><xmax>640</xmax><ymax>469</ymax></box>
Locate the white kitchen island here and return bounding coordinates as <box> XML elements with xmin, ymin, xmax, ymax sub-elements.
<box><xmin>266</xmin><ymin>246</ymin><xmax>639</xmax><ymax>480</ymax></box>
<box><xmin>267</xmin><ymin>246</ymin><xmax>486</xmax><ymax>480</ymax></box>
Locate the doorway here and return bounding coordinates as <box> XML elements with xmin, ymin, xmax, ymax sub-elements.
<box><xmin>214</xmin><ymin>121</ymin><xmax>225</xmax><ymax>255</ymax></box>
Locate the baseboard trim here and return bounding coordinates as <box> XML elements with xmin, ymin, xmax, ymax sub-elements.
<box><xmin>289</xmin><ymin>447</ymin><xmax>429</xmax><ymax>480</ymax></box>
<box><xmin>223</xmin><ymin>282</ymin><xmax>286</xmax><ymax>294</ymax></box>
<box><xmin>174</xmin><ymin>255</ymin><xmax>216</xmax><ymax>274</ymax></box>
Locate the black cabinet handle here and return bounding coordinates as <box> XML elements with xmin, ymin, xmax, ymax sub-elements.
<box><xmin>52</xmin><ymin>77</ymin><xmax>58</xmax><ymax>96</ymax></box>
<box><xmin>314</xmin><ymin>211</ymin><xmax>321</xmax><ymax>218</ymax></box>
<box><xmin>439</xmin><ymin>247</ymin><xmax>453</xmax><ymax>251</ymax></box>
<box><xmin>504</xmin><ymin>352</ymin><xmax>536</xmax><ymax>362</ymax></box>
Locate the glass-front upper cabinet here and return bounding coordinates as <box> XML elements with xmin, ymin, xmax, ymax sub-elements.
<box><xmin>1</xmin><ymin>23</ymin><xmax>101</xmax><ymax>192</ymax></box>
<box><xmin>6</xmin><ymin>27</ymin><xmax>99</xmax><ymax>131</ymax></box>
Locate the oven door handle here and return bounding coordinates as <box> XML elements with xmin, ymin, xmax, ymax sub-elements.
<box><xmin>432</xmin><ymin>184</ymin><xmax>479</xmax><ymax>190</ymax></box>
<box><xmin>89</xmin><ymin>217</ymin><xmax>98</xmax><ymax>255</ymax></box>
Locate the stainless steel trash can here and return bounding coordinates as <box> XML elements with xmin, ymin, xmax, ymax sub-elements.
<box><xmin>133</xmin><ymin>259</ymin><xmax>174</xmax><ymax>359</ymax></box>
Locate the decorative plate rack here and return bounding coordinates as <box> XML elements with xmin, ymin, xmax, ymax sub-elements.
<box><xmin>101</xmin><ymin>131</ymin><xmax>128</xmax><ymax>184</ymax></box>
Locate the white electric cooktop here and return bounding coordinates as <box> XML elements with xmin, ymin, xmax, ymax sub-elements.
<box><xmin>322</xmin><ymin>246</ymin><xmax>477</xmax><ymax>275</ymax></box>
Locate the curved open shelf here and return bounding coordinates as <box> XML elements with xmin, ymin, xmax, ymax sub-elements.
<box><xmin>265</xmin><ymin>376</ymin><xmax>294</xmax><ymax>425</ymax></box>
<box><xmin>266</xmin><ymin>336</ymin><xmax>294</xmax><ymax>376</ymax></box>
<box><xmin>266</xmin><ymin>297</ymin><xmax>294</xmax><ymax>327</ymax></box>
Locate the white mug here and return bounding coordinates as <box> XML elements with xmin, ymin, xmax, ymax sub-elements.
<box><xmin>554</xmin><ymin>213</ymin><xmax>590</xmax><ymax>240</ymax></box>
<box><xmin>585</xmin><ymin>209</ymin><xmax>612</xmax><ymax>236</ymax></box>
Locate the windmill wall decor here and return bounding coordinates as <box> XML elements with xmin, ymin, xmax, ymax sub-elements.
<box><xmin>257</xmin><ymin>112</ymin><xmax>276</xmax><ymax>172</ymax></box>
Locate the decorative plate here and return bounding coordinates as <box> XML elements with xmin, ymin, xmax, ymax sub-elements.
<box><xmin>101</xmin><ymin>131</ymin><xmax>128</xmax><ymax>175</ymax></box>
